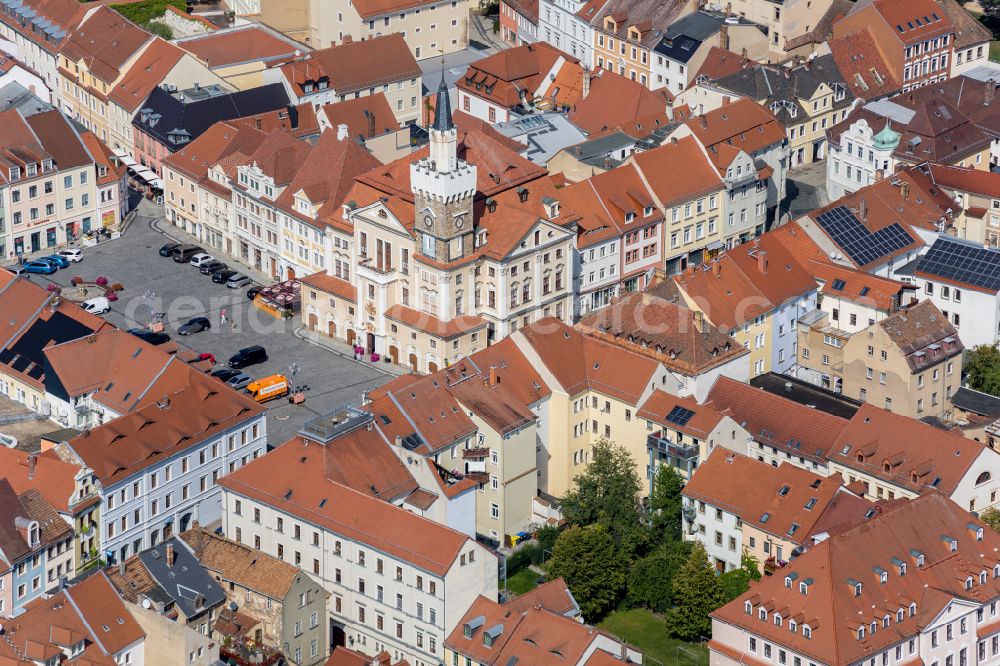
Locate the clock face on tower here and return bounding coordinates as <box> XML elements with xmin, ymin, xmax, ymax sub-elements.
<box><xmin>455</xmin><ymin>215</ymin><xmax>465</xmax><ymax>229</ymax></box>
<box><xmin>423</xmin><ymin>214</ymin><xmax>434</xmax><ymax>228</ymax></box>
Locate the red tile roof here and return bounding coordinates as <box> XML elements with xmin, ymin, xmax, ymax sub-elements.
<box><xmin>218</xmin><ymin>441</ymin><xmax>479</xmax><ymax>576</ymax></box>
<box><xmin>0</xmin><ymin>447</ymin><xmax>83</xmax><ymax>514</ymax></box>
<box><xmin>59</xmin><ymin>6</ymin><xmax>152</xmax><ymax>84</ymax></box>
<box><xmin>806</xmin><ymin>258</ymin><xmax>912</xmax><ymax>312</ymax></box>
<box><xmin>110</xmin><ymin>37</ymin><xmax>185</xmax><ymax>112</ymax></box>
<box><xmin>629</xmin><ymin>136</ymin><xmax>723</xmax><ymax>205</ymax></box>
<box><xmin>694</xmin><ymin>47</ymin><xmax>757</xmax><ymax>82</ymax></box>
<box><xmin>684</xmin><ymin>98</ymin><xmax>785</xmax><ymax>155</ymax></box>
<box><xmin>319</xmin><ymin>93</ymin><xmax>399</xmax><ymax>142</ymax></box>
<box><xmin>853</xmin><ymin>0</ymin><xmax>954</xmax><ymax>45</ymax></box>
<box><xmin>300</xmin><ymin>271</ymin><xmax>357</xmax><ymax>302</ymax></box>
<box><xmin>176</xmin><ymin>25</ymin><xmax>300</xmax><ymax>68</ymax></box>
<box><xmin>280</xmin><ymin>34</ymin><xmax>420</xmax><ymax>95</ymax></box>
<box><xmin>705</xmin><ymin>377</ymin><xmax>849</xmax><ymax>463</ymax></box>
<box><xmin>458</xmin><ymin>42</ymin><xmax>582</xmax><ymax>110</ymax></box>
<box><xmin>568</xmin><ymin>69</ymin><xmax>672</xmax><ymax>136</ymax></box>
<box><xmin>829</xmin><ymin>29</ymin><xmax>901</xmax><ymax>101</ymax></box>
<box><xmin>712</xmin><ymin>493</ymin><xmax>1000</xmax><ymax>666</ymax></box>
<box><xmin>927</xmin><ymin>162</ymin><xmax>1000</xmax><ymax>198</ymax></box>
<box><xmin>638</xmin><ymin>391</ymin><xmax>729</xmax><ymax>440</ymax></box>
<box><xmin>674</xmin><ymin>234</ymin><xmax>817</xmax><ymax>331</ymax></box>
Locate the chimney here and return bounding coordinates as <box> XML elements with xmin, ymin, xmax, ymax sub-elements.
<box><xmin>712</xmin><ymin>261</ymin><xmax>721</xmax><ymax>278</ymax></box>
<box><xmin>118</xmin><ymin>561</ymin><xmax>126</xmax><ymax>577</ymax></box>
<box><xmin>986</xmin><ymin>79</ymin><xmax>996</xmax><ymax>106</ymax></box>
<box><xmin>699</xmin><ymin>114</ymin><xmax>707</xmax><ymax>128</ymax></box>
<box><xmin>394</xmin><ymin>435</ymin><xmax>402</xmax><ymax>448</ymax></box>
<box><xmin>27</xmin><ymin>454</ymin><xmax>36</xmax><ymax>480</ymax></box>
<box><xmin>693</xmin><ymin>310</ymin><xmax>704</xmax><ymax>333</ymax></box>
<box><xmin>337</xmin><ymin>123</ymin><xmax>349</xmax><ymax>141</ymax></box>
<box><xmin>875</xmin><ymin>168</ymin><xmax>885</xmax><ymax>181</ymax></box>
<box><xmin>900</xmin><ymin>180</ymin><xmax>910</xmax><ymax>200</ymax></box>
<box><xmin>366</xmin><ymin>110</ymin><xmax>375</xmax><ymax>138</ymax></box>
<box><xmin>166</xmin><ymin>543</ymin><xmax>175</xmax><ymax>567</ymax></box>
<box><xmin>757</xmin><ymin>250</ymin><xmax>768</xmax><ymax>274</ymax></box>
<box><xmin>488</xmin><ymin>366</ymin><xmax>497</xmax><ymax>387</ymax></box>
<box><xmin>582</xmin><ymin>66</ymin><xmax>591</xmax><ymax>99</ymax></box>
<box><xmin>719</xmin><ymin>25</ymin><xmax>729</xmax><ymax>51</ymax></box>
<box><xmin>722</xmin><ymin>95</ymin><xmax>731</xmax><ymax>106</ymax></box>
<box><xmin>859</xmin><ymin>198</ymin><xmax>868</xmax><ymax>221</ymax></box>
<box><xmin>342</xmin><ymin>34</ymin><xmax>353</xmax><ymax>44</ymax></box>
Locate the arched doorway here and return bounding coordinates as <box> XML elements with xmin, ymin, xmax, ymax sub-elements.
<box><xmin>287</xmin><ymin>266</ymin><xmax>296</xmax><ymax>280</ymax></box>
<box><xmin>428</xmin><ymin>361</ymin><xmax>439</xmax><ymax>373</ymax></box>
<box><xmin>408</xmin><ymin>353</ymin><xmax>418</xmax><ymax>372</ymax></box>
<box><xmin>389</xmin><ymin>345</ymin><xmax>399</xmax><ymax>364</ymax></box>
<box><xmin>179</xmin><ymin>512</ymin><xmax>192</xmax><ymax>532</ymax></box>
<box><xmin>307</xmin><ymin>312</ymin><xmax>318</xmax><ymax>331</ymax></box>
<box><xmin>328</xmin><ymin>320</ymin><xmax>337</xmax><ymax>337</ymax></box>
<box><xmin>347</xmin><ymin>329</ymin><xmax>357</xmax><ymax>347</ymax></box>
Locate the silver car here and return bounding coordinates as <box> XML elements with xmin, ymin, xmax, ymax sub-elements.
<box><xmin>226</xmin><ymin>273</ymin><xmax>252</xmax><ymax>289</ymax></box>
<box><xmin>226</xmin><ymin>373</ymin><xmax>252</xmax><ymax>391</ymax></box>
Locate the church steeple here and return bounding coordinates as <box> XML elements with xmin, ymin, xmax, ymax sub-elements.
<box><xmin>428</xmin><ymin>71</ymin><xmax>459</xmax><ymax>174</ymax></box>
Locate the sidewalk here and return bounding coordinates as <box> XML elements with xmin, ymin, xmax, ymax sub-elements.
<box><xmin>293</xmin><ymin>326</ymin><xmax>409</xmax><ymax>378</ymax></box>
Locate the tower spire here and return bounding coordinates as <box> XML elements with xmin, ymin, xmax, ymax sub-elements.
<box><xmin>432</xmin><ymin>55</ymin><xmax>453</xmax><ymax>133</ymax></box>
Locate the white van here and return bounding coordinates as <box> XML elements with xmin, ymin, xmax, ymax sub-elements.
<box><xmin>81</xmin><ymin>296</ymin><xmax>110</xmax><ymax>314</ymax></box>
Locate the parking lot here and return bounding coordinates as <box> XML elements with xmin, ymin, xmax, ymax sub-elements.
<box><xmin>29</xmin><ymin>206</ymin><xmax>394</xmax><ymax>445</ymax></box>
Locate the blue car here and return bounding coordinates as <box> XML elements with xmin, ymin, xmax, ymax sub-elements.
<box><xmin>23</xmin><ymin>261</ymin><xmax>57</xmax><ymax>275</ymax></box>
<box><xmin>40</xmin><ymin>254</ymin><xmax>69</xmax><ymax>269</ymax></box>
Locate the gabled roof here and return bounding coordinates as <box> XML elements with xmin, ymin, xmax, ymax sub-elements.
<box><xmin>279</xmin><ymin>34</ymin><xmax>420</xmax><ymax>96</ymax></box>
<box><xmin>175</xmin><ymin>25</ymin><xmax>301</xmax><ymax>69</ymax></box>
<box><xmin>629</xmin><ymin>135</ymin><xmax>723</xmax><ymax>205</ymax></box>
<box><xmin>180</xmin><ymin>528</ymin><xmax>306</xmax><ymax>601</ymax></box>
<box><xmin>518</xmin><ymin>316</ymin><xmax>661</xmax><ymax>403</ymax></box>
<box><xmin>712</xmin><ymin>55</ymin><xmax>852</xmax><ymax>125</ymax></box>
<box><xmin>877</xmin><ymin>299</ymin><xmax>963</xmax><ymax>371</ymax></box>
<box><xmin>828</xmin><ymin>28</ymin><xmax>901</xmax><ymax>102</ymax></box>
<box><xmin>58</xmin><ymin>6</ymin><xmax>151</xmax><ymax>84</ymax></box>
<box><xmin>593</xmin><ymin>0</ymin><xmax>689</xmax><ymax>48</ymax></box>
<box><xmin>830</xmin><ymin>402</ymin><xmax>985</xmax><ymax>496</ymax></box>
<box><xmin>218</xmin><ymin>442</ymin><xmax>477</xmax><ymax>576</ymax></box>
<box><xmin>136</xmin><ymin>537</ymin><xmax>227</xmax><ymax>618</ymax></box>
<box><xmin>133</xmin><ymin>83</ymin><xmax>290</xmax><ymax>150</ymax></box>
<box><xmin>684</xmin><ymin>97</ymin><xmax>785</xmax><ymax>154</ymax></box>
<box><xmin>683</xmin><ymin>449</ymin><xmax>865</xmax><ymax>543</ymax></box>
<box><xmin>161</xmin><ymin>120</ymin><xmax>266</xmax><ymax>182</ymax></box>
<box><xmin>109</xmin><ymin>38</ymin><xmax>186</xmax><ymax>113</ymax></box>
<box><xmin>578</xmin><ymin>290</ymin><xmax>747</xmax><ymax>376</ymax></box>
<box><xmin>0</xmin><ymin>0</ymin><xmax>86</xmax><ymax>55</ymax></box>
<box><xmin>712</xmin><ymin>492</ymin><xmax>1000</xmax><ymax>666</ymax></box>
<box><xmin>0</xmin><ymin>479</ymin><xmax>31</xmax><ymax>566</ymax></box>
<box><xmin>674</xmin><ymin>234</ymin><xmax>817</xmax><ymax>330</ymax></box>
<box><xmin>458</xmin><ymin>42</ymin><xmax>582</xmax><ymax>110</ymax></box>
<box><xmin>638</xmin><ymin>391</ymin><xmax>729</xmax><ymax>439</ymax></box>
<box><xmin>0</xmin><ymin>447</ymin><xmax>83</xmax><ymax>514</ymax></box>
<box><xmin>705</xmin><ymin>377</ymin><xmax>849</xmax><ymax>463</ymax></box>
<box><xmin>64</xmin><ymin>572</ymin><xmax>145</xmax><ymax>655</ymax></box>
<box><xmin>927</xmin><ymin>162</ymin><xmax>1000</xmax><ymax>198</ymax></box>
<box><xmin>936</xmin><ymin>0</ymin><xmax>992</xmax><ymax>48</ymax></box>
<box><xmin>568</xmin><ymin>69</ymin><xmax>672</xmax><ymax>137</ymax></box>
<box><xmin>65</xmin><ymin>369</ymin><xmax>263</xmax><ymax>485</ymax></box>
<box><xmin>319</xmin><ymin>93</ymin><xmax>399</xmax><ymax>143</ymax></box>
<box><xmin>848</xmin><ymin>0</ymin><xmax>954</xmax><ymax>45</ymax></box>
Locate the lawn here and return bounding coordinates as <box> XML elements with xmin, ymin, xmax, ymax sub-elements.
<box><xmin>599</xmin><ymin>609</ymin><xmax>709</xmax><ymax>666</ymax></box>
<box><xmin>992</xmin><ymin>40</ymin><xmax>1000</xmax><ymax>62</ymax></box>
<box><xmin>506</xmin><ymin>568</ymin><xmax>543</xmax><ymax>596</ymax></box>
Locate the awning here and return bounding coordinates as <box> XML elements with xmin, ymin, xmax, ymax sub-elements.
<box><xmin>112</xmin><ymin>148</ymin><xmax>137</xmax><ymax>167</ymax></box>
<box><xmin>706</xmin><ymin>240</ymin><xmax>725</xmax><ymax>251</ymax></box>
<box><xmin>132</xmin><ymin>167</ymin><xmax>156</xmax><ymax>183</ymax></box>
<box><xmin>150</xmin><ymin>179</ymin><xmax>163</xmax><ymax>190</ymax></box>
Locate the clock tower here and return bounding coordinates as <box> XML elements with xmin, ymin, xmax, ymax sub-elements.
<box><xmin>411</xmin><ymin>73</ymin><xmax>477</xmax><ymax>262</ymax></box>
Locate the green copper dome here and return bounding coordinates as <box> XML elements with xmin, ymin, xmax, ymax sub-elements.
<box><xmin>873</xmin><ymin>122</ymin><xmax>900</xmax><ymax>150</ymax></box>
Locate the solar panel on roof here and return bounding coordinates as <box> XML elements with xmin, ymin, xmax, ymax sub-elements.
<box><xmin>815</xmin><ymin>206</ymin><xmax>915</xmax><ymax>266</ymax></box>
<box><xmin>666</xmin><ymin>405</ymin><xmax>695</xmax><ymax>426</ymax></box>
<box><xmin>916</xmin><ymin>238</ymin><xmax>1000</xmax><ymax>292</ymax></box>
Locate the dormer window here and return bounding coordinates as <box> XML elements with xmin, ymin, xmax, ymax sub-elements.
<box><xmin>981</xmin><ymin>571</ymin><xmax>988</xmax><ymax>584</ymax></box>
<box><xmin>899</xmin><ymin>562</ymin><xmax>906</xmax><ymax>576</ymax></box>
<box><xmin>758</xmin><ymin>608</ymin><xmax>767</xmax><ymax>621</ymax></box>
<box><xmin>994</xmin><ymin>564</ymin><xmax>1000</xmax><ymax>578</ymax></box>
<box><xmin>784</xmin><ymin>576</ymin><xmax>792</xmax><ymax>588</ymax></box>
<box><xmin>857</xmin><ymin>626</ymin><xmax>865</xmax><ymax>640</ymax></box>
<box><xmin>870</xmin><ymin>621</ymin><xmax>877</xmax><ymax>634</ymax></box>
<box><xmin>9</xmin><ymin>166</ymin><xmax>20</xmax><ymax>181</ymax></box>
<box><xmin>26</xmin><ymin>164</ymin><xmax>36</xmax><ymax>177</ymax></box>
<box><xmin>803</xmin><ymin>625</ymin><xmax>812</xmax><ymax>639</ymax></box>
<box><xmin>774</xmin><ymin>614</ymin><xmax>782</xmax><ymax>627</ymax></box>
<box><xmin>854</xmin><ymin>582</ymin><xmax>863</xmax><ymax>596</ymax></box>
<box><xmin>42</xmin><ymin>159</ymin><xmax>52</xmax><ymax>172</ymax></box>
<box><xmin>909</xmin><ymin>602</ymin><xmax>917</xmax><ymax>616</ymax></box>
<box><xmin>789</xmin><ymin>620</ymin><xmax>797</xmax><ymax>633</ymax></box>
<box><xmin>897</xmin><ymin>609</ymin><xmax>904</xmax><ymax>623</ymax></box>
<box><xmin>879</xmin><ymin>571</ymin><xmax>887</xmax><ymax>584</ymax></box>
<box><xmin>882</xmin><ymin>615</ymin><xmax>890</xmax><ymax>628</ymax></box>
<box><xmin>625</xmin><ymin>211</ymin><xmax>635</xmax><ymax>222</ymax></box>
<box><xmin>745</xmin><ymin>601</ymin><xmax>753</xmax><ymax>614</ymax></box>
<box><xmin>966</xmin><ymin>576</ymin><xmax>973</xmax><ymax>590</ymax></box>
<box><xmin>799</xmin><ymin>581</ymin><xmax>809</xmax><ymax>595</ymax></box>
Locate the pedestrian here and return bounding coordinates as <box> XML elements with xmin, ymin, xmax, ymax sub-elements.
<box><xmin>231</xmin><ymin>321</ymin><xmax>237</xmax><ymax>333</ymax></box>
<box><xmin>220</xmin><ymin>308</ymin><xmax>227</xmax><ymax>324</ymax></box>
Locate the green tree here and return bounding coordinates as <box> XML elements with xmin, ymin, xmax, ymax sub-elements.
<box><xmin>536</xmin><ymin>524</ymin><xmax>560</xmax><ymax>555</ymax></box>
<box><xmin>981</xmin><ymin>507</ymin><xmax>1000</xmax><ymax>532</ymax></box>
<box><xmin>626</xmin><ymin>540</ymin><xmax>692</xmax><ymax>612</ymax></box>
<box><xmin>966</xmin><ymin>344</ymin><xmax>1000</xmax><ymax>396</ymax></box>
<box><xmin>648</xmin><ymin>464</ymin><xmax>685</xmax><ymax>543</ymax></box>
<box><xmin>561</xmin><ymin>439</ymin><xmax>646</xmax><ymax>555</ymax></box>
<box><xmin>665</xmin><ymin>542</ymin><xmax>726</xmax><ymax>641</ymax></box>
<box><xmin>548</xmin><ymin>524</ymin><xmax>625</xmax><ymax>621</ymax></box>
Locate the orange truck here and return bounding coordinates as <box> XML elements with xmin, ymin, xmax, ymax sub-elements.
<box><xmin>246</xmin><ymin>374</ymin><xmax>290</xmax><ymax>403</ymax></box>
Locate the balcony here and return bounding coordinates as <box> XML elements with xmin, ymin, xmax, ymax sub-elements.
<box><xmin>647</xmin><ymin>431</ymin><xmax>699</xmax><ymax>461</ymax></box>
<box><xmin>725</xmin><ymin>171</ymin><xmax>758</xmax><ymax>190</ymax></box>
<box><xmin>462</xmin><ymin>447</ymin><xmax>490</xmax><ymax>460</ymax></box>
<box><xmin>356</xmin><ymin>257</ymin><xmax>397</xmax><ymax>285</ymax></box>
<box><xmin>463</xmin><ymin>471</ymin><xmax>490</xmax><ymax>484</ymax></box>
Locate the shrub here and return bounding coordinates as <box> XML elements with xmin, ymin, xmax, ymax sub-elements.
<box><xmin>71</xmin><ymin>276</ymin><xmax>83</xmax><ymax>286</ymax></box>
<box><xmin>111</xmin><ymin>283</ymin><xmax>124</xmax><ymax>292</ymax></box>
<box><xmin>95</xmin><ymin>276</ymin><xmax>108</xmax><ymax>286</ymax></box>
<box><xmin>107</xmin><ymin>292</ymin><xmax>119</xmax><ymax>302</ymax></box>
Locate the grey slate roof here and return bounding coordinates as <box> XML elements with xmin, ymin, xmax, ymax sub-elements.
<box><xmin>711</xmin><ymin>55</ymin><xmax>852</xmax><ymax>125</ymax></box>
<box><xmin>654</xmin><ymin>12</ymin><xmax>760</xmax><ymax>64</ymax></box>
<box><xmin>493</xmin><ymin>113</ymin><xmax>587</xmax><ymax>166</ymax></box>
<box><xmin>952</xmin><ymin>387</ymin><xmax>1000</xmax><ymax>417</ymax></box>
<box><xmin>0</xmin><ymin>81</ymin><xmax>55</xmax><ymax>117</ymax></box>
<box><xmin>138</xmin><ymin>537</ymin><xmax>227</xmax><ymax>619</ymax></box>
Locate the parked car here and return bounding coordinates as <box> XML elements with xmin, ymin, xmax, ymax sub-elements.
<box><xmin>178</xmin><ymin>316</ymin><xmax>211</xmax><ymax>335</ymax></box>
<box><xmin>189</xmin><ymin>253</ymin><xmax>215</xmax><ymax>268</ymax></box>
<box><xmin>247</xmin><ymin>285</ymin><xmax>263</xmax><ymax>300</ymax></box>
<box><xmin>211</xmin><ymin>368</ymin><xmax>240</xmax><ymax>382</ymax></box>
<box><xmin>226</xmin><ymin>273</ymin><xmax>251</xmax><ymax>289</ymax></box>
<box><xmin>41</xmin><ymin>254</ymin><xmax>69</xmax><ymax>269</ymax></box>
<box><xmin>228</xmin><ymin>345</ymin><xmax>267</xmax><ymax>369</ymax></box>
<box><xmin>81</xmin><ymin>297</ymin><xmax>111</xmax><ymax>314</ymax></box>
<box><xmin>58</xmin><ymin>248</ymin><xmax>83</xmax><ymax>263</ymax></box>
<box><xmin>128</xmin><ymin>329</ymin><xmax>171</xmax><ymax>345</ymax></box>
<box><xmin>172</xmin><ymin>244</ymin><xmax>204</xmax><ymax>263</ymax></box>
<box><xmin>4</xmin><ymin>265</ymin><xmax>26</xmax><ymax>275</ymax></box>
<box><xmin>159</xmin><ymin>242</ymin><xmax>181</xmax><ymax>257</ymax></box>
<box><xmin>199</xmin><ymin>260</ymin><xmax>227</xmax><ymax>275</ymax></box>
<box><xmin>212</xmin><ymin>269</ymin><xmax>237</xmax><ymax>284</ymax></box>
<box><xmin>23</xmin><ymin>261</ymin><xmax>57</xmax><ymax>275</ymax></box>
<box><xmin>226</xmin><ymin>373</ymin><xmax>253</xmax><ymax>391</ymax></box>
